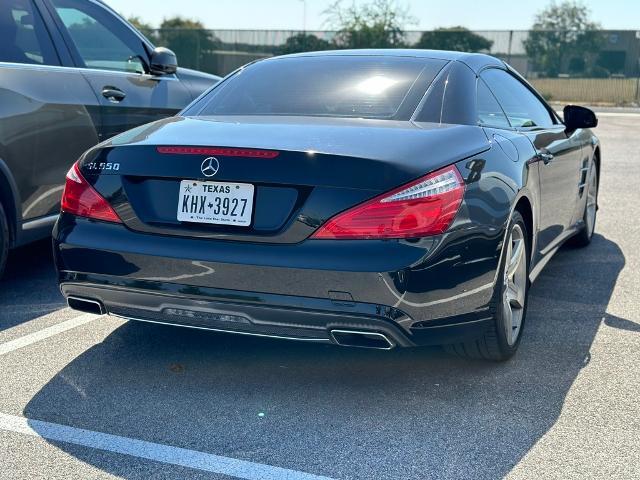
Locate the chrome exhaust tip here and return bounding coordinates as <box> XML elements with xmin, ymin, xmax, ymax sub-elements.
<box><xmin>67</xmin><ymin>296</ymin><xmax>105</xmax><ymax>315</ymax></box>
<box><xmin>329</xmin><ymin>329</ymin><xmax>395</xmax><ymax>350</ymax></box>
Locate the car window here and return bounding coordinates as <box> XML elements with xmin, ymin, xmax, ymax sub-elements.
<box><xmin>481</xmin><ymin>69</ymin><xmax>555</xmax><ymax>128</ymax></box>
<box><xmin>0</xmin><ymin>0</ymin><xmax>59</xmax><ymax>65</ymax></box>
<box><xmin>50</xmin><ymin>0</ymin><xmax>146</xmax><ymax>73</ymax></box>
<box><xmin>194</xmin><ymin>56</ymin><xmax>446</xmax><ymax>120</ymax></box>
<box><xmin>476</xmin><ymin>79</ymin><xmax>510</xmax><ymax>129</ymax></box>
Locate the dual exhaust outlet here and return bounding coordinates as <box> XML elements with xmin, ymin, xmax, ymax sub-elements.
<box><xmin>329</xmin><ymin>329</ymin><xmax>395</xmax><ymax>350</ymax></box>
<box><xmin>67</xmin><ymin>296</ymin><xmax>396</xmax><ymax>350</ymax></box>
<box><xmin>67</xmin><ymin>296</ymin><xmax>105</xmax><ymax>316</ymax></box>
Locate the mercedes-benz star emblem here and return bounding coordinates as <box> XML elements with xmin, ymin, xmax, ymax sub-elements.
<box><xmin>200</xmin><ymin>157</ymin><xmax>219</xmax><ymax>177</ymax></box>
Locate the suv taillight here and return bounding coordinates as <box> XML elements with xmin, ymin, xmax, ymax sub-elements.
<box><xmin>60</xmin><ymin>162</ymin><xmax>121</xmax><ymax>223</ymax></box>
<box><xmin>312</xmin><ymin>165</ymin><xmax>464</xmax><ymax>240</ymax></box>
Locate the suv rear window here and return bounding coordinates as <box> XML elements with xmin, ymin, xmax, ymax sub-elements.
<box><xmin>192</xmin><ymin>56</ymin><xmax>446</xmax><ymax>120</ymax></box>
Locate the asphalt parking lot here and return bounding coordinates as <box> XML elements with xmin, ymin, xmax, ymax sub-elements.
<box><xmin>1</xmin><ymin>113</ymin><xmax>639</xmax><ymax>480</ymax></box>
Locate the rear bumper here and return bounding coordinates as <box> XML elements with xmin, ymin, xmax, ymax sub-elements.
<box><xmin>60</xmin><ymin>279</ymin><xmax>493</xmax><ymax>348</ymax></box>
<box><xmin>54</xmin><ymin>215</ymin><xmax>503</xmax><ymax>347</ymax></box>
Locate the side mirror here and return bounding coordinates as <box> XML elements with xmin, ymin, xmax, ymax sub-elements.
<box><xmin>149</xmin><ymin>47</ymin><xmax>177</xmax><ymax>75</ymax></box>
<box><xmin>563</xmin><ymin>105</ymin><xmax>598</xmax><ymax>131</ymax></box>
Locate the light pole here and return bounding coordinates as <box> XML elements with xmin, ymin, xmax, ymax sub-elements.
<box><xmin>299</xmin><ymin>0</ymin><xmax>307</xmax><ymax>32</ymax></box>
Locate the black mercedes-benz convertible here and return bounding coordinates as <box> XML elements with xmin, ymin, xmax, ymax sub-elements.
<box><xmin>53</xmin><ymin>50</ymin><xmax>599</xmax><ymax>361</ymax></box>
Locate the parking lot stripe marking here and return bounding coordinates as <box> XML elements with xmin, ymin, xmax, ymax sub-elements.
<box><xmin>0</xmin><ymin>412</ymin><xmax>334</xmax><ymax>480</ymax></box>
<box><xmin>0</xmin><ymin>314</ymin><xmax>97</xmax><ymax>356</ymax></box>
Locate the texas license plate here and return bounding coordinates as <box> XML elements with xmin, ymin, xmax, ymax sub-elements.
<box><xmin>177</xmin><ymin>180</ymin><xmax>254</xmax><ymax>226</ymax></box>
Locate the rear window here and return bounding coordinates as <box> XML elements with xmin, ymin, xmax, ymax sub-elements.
<box><xmin>191</xmin><ymin>56</ymin><xmax>447</xmax><ymax>120</ymax></box>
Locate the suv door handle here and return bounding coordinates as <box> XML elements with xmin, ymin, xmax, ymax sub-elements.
<box><xmin>101</xmin><ymin>86</ymin><xmax>126</xmax><ymax>103</ymax></box>
<box><xmin>536</xmin><ymin>151</ymin><xmax>554</xmax><ymax>164</ymax></box>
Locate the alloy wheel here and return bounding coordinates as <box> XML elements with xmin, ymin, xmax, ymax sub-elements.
<box><xmin>502</xmin><ymin>223</ymin><xmax>527</xmax><ymax>346</ymax></box>
<box><xmin>585</xmin><ymin>163</ymin><xmax>598</xmax><ymax>238</ymax></box>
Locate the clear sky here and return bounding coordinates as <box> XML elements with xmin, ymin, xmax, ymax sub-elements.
<box><xmin>103</xmin><ymin>0</ymin><xmax>639</xmax><ymax>31</ymax></box>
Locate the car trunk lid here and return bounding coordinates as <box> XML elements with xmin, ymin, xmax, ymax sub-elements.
<box><xmin>82</xmin><ymin>115</ymin><xmax>489</xmax><ymax>243</ymax></box>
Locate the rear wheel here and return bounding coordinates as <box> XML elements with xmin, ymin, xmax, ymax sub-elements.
<box><xmin>0</xmin><ymin>202</ymin><xmax>8</xmax><ymax>279</ymax></box>
<box><xmin>570</xmin><ymin>158</ymin><xmax>598</xmax><ymax>248</ymax></box>
<box><xmin>444</xmin><ymin>211</ymin><xmax>530</xmax><ymax>361</ymax></box>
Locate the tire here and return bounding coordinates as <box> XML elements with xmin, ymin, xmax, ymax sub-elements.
<box><xmin>0</xmin><ymin>202</ymin><xmax>9</xmax><ymax>280</ymax></box>
<box><xmin>569</xmin><ymin>158</ymin><xmax>598</xmax><ymax>248</ymax></box>
<box><xmin>444</xmin><ymin>211</ymin><xmax>530</xmax><ymax>361</ymax></box>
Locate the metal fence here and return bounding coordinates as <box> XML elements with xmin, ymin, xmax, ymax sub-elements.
<box><xmin>146</xmin><ymin>29</ymin><xmax>640</xmax><ymax>105</ymax></box>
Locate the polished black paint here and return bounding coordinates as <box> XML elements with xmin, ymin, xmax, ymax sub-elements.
<box><xmin>0</xmin><ymin>0</ymin><xmax>220</xmax><ymax>250</ymax></box>
<box><xmin>54</xmin><ymin>50</ymin><xmax>600</xmax><ymax>347</ymax></box>
<box><xmin>80</xmin><ymin>117</ymin><xmax>490</xmax><ymax>242</ymax></box>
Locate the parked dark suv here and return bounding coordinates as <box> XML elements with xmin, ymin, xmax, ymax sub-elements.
<box><xmin>0</xmin><ymin>0</ymin><xmax>220</xmax><ymax>277</ymax></box>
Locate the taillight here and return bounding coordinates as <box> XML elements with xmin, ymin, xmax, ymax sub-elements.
<box><xmin>312</xmin><ymin>165</ymin><xmax>465</xmax><ymax>240</ymax></box>
<box><xmin>60</xmin><ymin>162</ymin><xmax>122</xmax><ymax>223</ymax></box>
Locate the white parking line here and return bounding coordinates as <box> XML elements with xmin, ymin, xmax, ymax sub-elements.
<box><xmin>0</xmin><ymin>314</ymin><xmax>97</xmax><ymax>356</ymax></box>
<box><xmin>0</xmin><ymin>412</ymin><xmax>334</xmax><ymax>480</ymax></box>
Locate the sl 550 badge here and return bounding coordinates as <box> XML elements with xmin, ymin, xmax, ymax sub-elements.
<box><xmin>85</xmin><ymin>162</ymin><xmax>120</xmax><ymax>171</ymax></box>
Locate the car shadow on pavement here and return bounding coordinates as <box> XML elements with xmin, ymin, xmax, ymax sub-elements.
<box><xmin>22</xmin><ymin>233</ymin><xmax>627</xmax><ymax>479</ymax></box>
<box><xmin>0</xmin><ymin>239</ymin><xmax>65</xmax><ymax>331</ymax></box>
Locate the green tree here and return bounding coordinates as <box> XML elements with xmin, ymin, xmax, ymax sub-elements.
<box><xmin>157</xmin><ymin>17</ymin><xmax>220</xmax><ymax>70</ymax></box>
<box><xmin>415</xmin><ymin>27</ymin><xmax>493</xmax><ymax>52</ymax></box>
<box><xmin>127</xmin><ymin>16</ymin><xmax>156</xmax><ymax>41</ymax></box>
<box><xmin>524</xmin><ymin>1</ymin><xmax>603</xmax><ymax>77</ymax></box>
<box><xmin>277</xmin><ymin>33</ymin><xmax>332</xmax><ymax>55</ymax></box>
<box><xmin>325</xmin><ymin>0</ymin><xmax>415</xmax><ymax>49</ymax></box>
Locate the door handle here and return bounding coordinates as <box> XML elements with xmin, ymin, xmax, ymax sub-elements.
<box><xmin>536</xmin><ymin>151</ymin><xmax>554</xmax><ymax>164</ymax></box>
<box><xmin>101</xmin><ymin>86</ymin><xmax>126</xmax><ymax>103</ymax></box>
